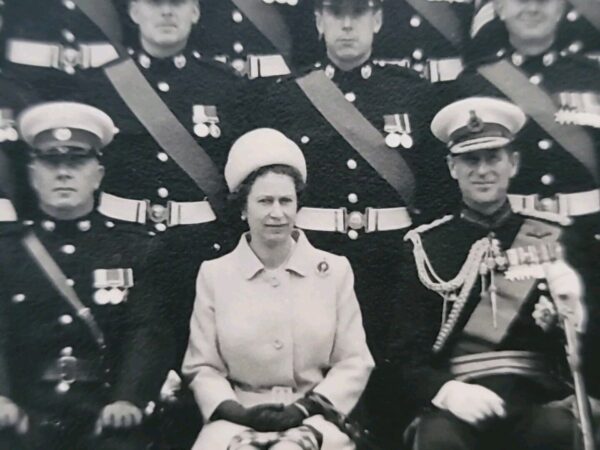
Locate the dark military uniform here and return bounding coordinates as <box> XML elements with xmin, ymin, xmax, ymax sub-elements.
<box><xmin>199</xmin><ymin>0</ymin><xmax>321</xmax><ymax>76</ymax></box>
<box><xmin>84</xmin><ymin>46</ymin><xmax>244</xmax><ymax>366</ymax></box>
<box><xmin>245</xmin><ymin>58</ymin><xmax>455</xmax><ymax>446</ymax></box>
<box><xmin>0</xmin><ymin>212</ymin><xmax>170</xmax><ymax>450</ymax></box>
<box><xmin>387</xmin><ymin>203</ymin><xmax>584</xmax><ymax>450</ymax></box>
<box><xmin>2</xmin><ymin>0</ymin><xmax>122</xmax><ymax>101</ymax></box>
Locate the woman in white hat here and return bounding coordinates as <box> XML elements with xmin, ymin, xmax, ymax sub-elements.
<box><xmin>182</xmin><ymin>128</ymin><xmax>374</xmax><ymax>450</ymax></box>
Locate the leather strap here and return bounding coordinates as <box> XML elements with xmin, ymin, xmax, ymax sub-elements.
<box><xmin>72</xmin><ymin>0</ymin><xmax>124</xmax><ymax>53</ymax></box>
<box><xmin>21</xmin><ymin>231</ymin><xmax>106</xmax><ymax>349</ymax></box>
<box><xmin>402</xmin><ymin>0</ymin><xmax>464</xmax><ymax>48</ymax></box>
<box><xmin>478</xmin><ymin>60</ymin><xmax>599</xmax><ymax>183</ymax></box>
<box><xmin>296</xmin><ymin>70</ymin><xmax>416</xmax><ymax>206</ymax></box>
<box><xmin>230</xmin><ymin>0</ymin><xmax>292</xmax><ymax>64</ymax></box>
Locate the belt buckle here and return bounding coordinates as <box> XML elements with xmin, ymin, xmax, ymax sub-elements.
<box><xmin>147</xmin><ymin>201</ymin><xmax>172</xmax><ymax>225</ymax></box>
<box><xmin>58</xmin><ymin>45</ymin><xmax>83</xmax><ymax>74</ymax></box>
<box><xmin>344</xmin><ymin>207</ymin><xmax>371</xmax><ymax>232</ymax></box>
<box><xmin>57</xmin><ymin>356</ymin><xmax>77</xmax><ymax>384</ymax></box>
<box><xmin>534</xmin><ymin>194</ymin><xmax>563</xmax><ymax>215</ymax></box>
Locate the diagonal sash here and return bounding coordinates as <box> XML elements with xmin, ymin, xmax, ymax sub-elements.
<box><xmin>230</xmin><ymin>0</ymin><xmax>293</xmax><ymax>64</ymax></box>
<box><xmin>295</xmin><ymin>70</ymin><xmax>416</xmax><ymax>205</ymax></box>
<box><xmin>462</xmin><ymin>219</ymin><xmax>563</xmax><ymax>344</ymax></box>
<box><xmin>478</xmin><ymin>61</ymin><xmax>599</xmax><ymax>183</ymax></box>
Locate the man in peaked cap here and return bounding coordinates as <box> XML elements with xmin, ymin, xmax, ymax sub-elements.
<box><xmin>0</xmin><ymin>102</ymin><xmax>170</xmax><ymax>450</ymax></box>
<box><xmin>387</xmin><ymin>97</ymin><xmax>593</xmax><ymax>449</ymax></box>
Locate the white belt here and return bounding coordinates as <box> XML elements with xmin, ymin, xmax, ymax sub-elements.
<box><xmin>246</xmin><ymin>54</ymin><xmax>291</xmax><ymax>79</ymax></box>
<box><xmin>97</xmin><ymin>192</ymin><xmax>216</xmax><ymax>227</ymax></box>
<box><xmin>0</xmin><ymin>199</ymin><xmax>17</xmax><ymax>222</ymax></box>
<box><xmin>6</xmin><ymin>39</ymin><xmax>119</xmax><ymax>73</ymax></box>
<box><xmin>508</xmin><ymin>189</ymin><xmax>600</xmax><ymax>221</ymax></box>
<box><xmin>295</xmin><ymin>206</ymin><xmax>412</xmax><ymax>233</ymax></box>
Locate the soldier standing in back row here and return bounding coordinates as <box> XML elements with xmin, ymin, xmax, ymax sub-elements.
<box><xmin>245</xmin><ymin>0</ymin><xmax>456</xmax><ymax>445</ymax></box>
<box><xmin>0</xmin><ymin>102</ymin><xmax>170</xmax><ymax>450</ymax></box>
<box><xmin>85</xmin><ymin>0</ymin><xmax>243</xmax><ymax>370</ymax></box>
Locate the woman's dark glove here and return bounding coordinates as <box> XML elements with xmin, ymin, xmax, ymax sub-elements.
<box><xmin>211</xmin><ymin>400</ymin><xmax>286</xmax><ymax>430</ymax></box>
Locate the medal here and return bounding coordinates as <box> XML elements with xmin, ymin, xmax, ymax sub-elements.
<box><xmin>399</xmin><ymin>133</ymin><xmax>413</xmax><ymax>149</ymax></box>
<box><xmin>94</xmin><ymin>289</ymin><xmax>110</xmax><ymax>305</ymax></box>
<box><xmin>108</xmin><ymin>288</ymin><xmax>123</xmax><ymax>305</ymax></box>
<box><xmin>194</xmin><ymin>123</ymin><xmax>210</xmax><ymax>138</ymax></box>
<box><xmin>209</xmin><ymin>123</ymin><xmax>221</xmax><ymax>138</ymax></box>
<box><xmin>385</xmin><ymin>132</ymin><xmax>401</xmax><ymax>148</ymax></box>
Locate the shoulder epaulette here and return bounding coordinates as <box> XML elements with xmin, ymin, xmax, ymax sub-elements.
<box><xmin>404</xmin><ymin>214</ymin><xmax>454</xmax><ymax>243</ymax></box>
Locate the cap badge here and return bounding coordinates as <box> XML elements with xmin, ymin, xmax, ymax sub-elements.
<box><xmin>193</xmin><ymin>105</ymin><xmax>221</xmax><ymax>138</ymax></box>
<box><xmin>384</xmin><ymin>113</ymin><xmax>413</xmax><ymax>149</ymax></box>
<box><xmin>467</xmin><ymin>110</ymin><xmax>484</xmax><ymax>133</ymax></box>
<box><xmin>53</xmin><ymin>128</ymin><xmax>73</xmax><ymax>141</ymax></box>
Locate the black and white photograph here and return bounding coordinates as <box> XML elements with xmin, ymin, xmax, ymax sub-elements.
<box><xmin>0</xmin><ymin>0</ymin><xmax>599</xmax><ymax>448</ymax></box>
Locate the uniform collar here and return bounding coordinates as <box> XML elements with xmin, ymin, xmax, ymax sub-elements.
<box><xmin>459</xmin><ymin>200</ymin><xmax>513</xmax><ymax>230</ymax></box>
<box><xmin>31</xmin><ymin>210</ymin><xmax>96</xmax><ymax>234</ymax></box>
<box><xmin>133</xmin><ymin>49</ymin><xmax>188</xmax><ymax>70</ymax></box>
<box><xmin>237</xmin><ymin>229</ymin><xmax>314</xmax><ymax>280</ymax></box>
<box><xmin>316</xmin><ymin>59</ymin><xmax>374</xmax><ymax>81</ymax></box>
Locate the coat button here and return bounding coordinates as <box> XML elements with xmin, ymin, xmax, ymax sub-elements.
<box><xmin>273</xmin><ymin>339</ymin><xmax>284</xmax><ymax>350</ymax></box>
<box><xmin>77</xmin><ymin>220</ymin><xmax>91</xmax><ymax>232</ymax></box>
<box><xmin>346</xmin><ymin>159</ymin><xmax>357</xmax><ymax>170</ymax></box>
<box><xmin>58</xmin><ymin>314</ymin><xmax>73</xmax><ymax>325</ymax></box>
<box><xmin>541</xmin><ymin>174</ymin><xmax>554</xmax><ymax>185</ymax></box>
<box><xmin>155</xmin><ymin>223</ymin><xmax>167</xmax><ymax>232</ymax></box>
<box><xmin>537</xmin><ymin>282</ymin><xmax>548</xmax><ymax>291</ymax></box>
<box><xmin>61</xmin><ymin>244</ymin><xmax>76</xmax><ymax>255</ymax></box>
<box><xmin>410</xmin><ymin>15</ymin><xmax>421</xmax><ymax>27</ymax></box>
<box><xmin>42</xmin><ymin>220</ymin><xmax>56</xmax><ymax>232</ymax></box>
<box><xmin>157</xmin><ymin>81</ymin><xmax>170</xmax><ymax>92</ymax></box>
<box><xmin>300</xmin><ymin>135</ymin><xmax>310</xmax><ymax>144</ymax></box>
<box><xmin>62</xmin><ymin>0</ymin><xmax>76</xmax><ymax>9</ymax></box>
<box><xmin>66</xmin><ymin>279</ymin><xmax>75</xmax><ymax>287</ymax></box>
<box><xmin>12</xmin><ymin>293</ymin><xmax>26</xmax><ymax>303</ymax></box>
<box><xmin>529</xmin><ymin>74</ymin><xmax>543</xmax><ymax>85</ymax></box>
<box><xmin>344</xmin><ymin>92</ymin><xmax>356</xmax><ymax>103</ymax></box>
<box><xmin>347</xmin><ymin>193</ymin><xmax>358</xmax><ymax>204</ymax></box>
<box><xmin>62</xmin><ymin>29</ymin><xmax>76</xmax><ymax>43</ymax></box>
<box><xmin>347</xmin><ymin>230</ymin><xmax>359</xmax><ymax>240</ymax></box>
<box><xmin>157</xmin><ymin>187</ymin><xmax>169</xmax><ymax>198</ymax></box>
<box><xmin>232</xmin><ymin>9</ymin><xmax>244</xmax><ymax>22</ymax></box>
<box><xmin>233</xmin><ymin>41</ymin><xmax>244</xmax><ymax>54</ymax></box>
<box><xmin>157</xmin><ymin>152</ymin><xmax>169</xmax><ymax>162</ymax></box>
<box><xmin>60</xmin><ymin>346</ymin><xmax>73</xmax><ymax>357</ymax></box>
<box><xmin>412</xmin><ymin>49</ymin><xmax>424</xmax><ymax>61</ymax></box>
<box><xmin>538</xmin><ymin>139</ymin><xmax>552</xmax><ymax>150</ymax></box>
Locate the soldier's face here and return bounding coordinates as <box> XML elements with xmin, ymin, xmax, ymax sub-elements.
<box><xmin>130</xmin><ymin>0</ymin><xmax>199</xmax><ymax>49</ymax></box>
<box><xmin>29</xmin><ymin>155</ymin><xmax>104</xmax><ymax>218</ymax></box>
<box><xmin>448</xmin><ymin>148</ymin><xmax>519</xmax><ymax>209</ymax></box>
<box><xmin>495</xmin><ymin>0</ymin><xmax>565</xmax><ymax>43</ymax></box>
<box><xmin>315</xmin><ymin>6</ymin><xmax>382</xmax><ymax>66</ymax></box>
<box><xmin>244</xmin><ymin>172</ymin><xmax>298</xmax><ymax>248</ymax></box>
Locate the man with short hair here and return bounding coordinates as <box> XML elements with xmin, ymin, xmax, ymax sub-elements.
<box><xmin>0</xmin><ymin>102</ymin><xmax>170</xmax><ymax>450</ymax></box>
<box><xmin>388</xmin><ymin>97</ymin><xmax>590</xmax><ymax>450</ymax></box>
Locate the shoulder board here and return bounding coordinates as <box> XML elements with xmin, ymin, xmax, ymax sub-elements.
<box><xmin>404</xmin><ymin>214</ymin><xmax>454</xmax><ymax>243</ymax></box>
<box><xmin>513</xmin><ymin>209</ymin><xmax>572</xmax><ymax>227</ymax></box>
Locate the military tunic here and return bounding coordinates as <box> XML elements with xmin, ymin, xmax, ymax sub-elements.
<box><xmin>387</xmin><ymin>204</ymin><xmax>585</xmax><ymax>449</ymax></box>
<box><xmin>0</xmin><ymin>212</ymin><xmax>171</xmax><ymax>450</ymax></box>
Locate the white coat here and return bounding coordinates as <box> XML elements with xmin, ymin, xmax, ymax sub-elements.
<box><xmin>182</xmin><ymin>230</ymin><xmax>375</xmax><ymax>449</ymax></box>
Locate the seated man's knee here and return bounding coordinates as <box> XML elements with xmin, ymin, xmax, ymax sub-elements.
<box><xmin>413</xmin><ymin>411</ymin><xmax>477</xmax><ymax>450</ymax></box>
<box><xmin>516</xmin><ymin>405</ymin><xmax>574</xmax><ymax>450</ymax></box>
